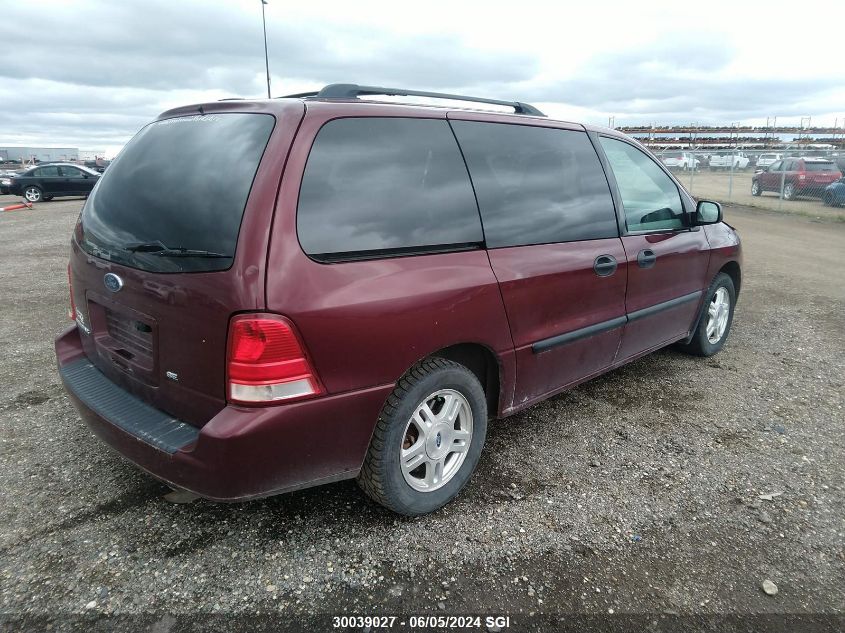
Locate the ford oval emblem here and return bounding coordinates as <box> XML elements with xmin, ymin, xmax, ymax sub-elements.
<box><xmin>103</xmin><ymin>272</ymin><xmax>123</xmax><ymax>293</ymax></box>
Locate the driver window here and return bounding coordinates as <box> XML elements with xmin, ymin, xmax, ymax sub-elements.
<box><xmin>769</xmin><ymin>160</ymin><xmax>782</xmax><ymax>171</ymax></box>
<box><xmin>599</xmin><ymin>137</ymin><xmax>684</xmax><ymax>232</ymax></box>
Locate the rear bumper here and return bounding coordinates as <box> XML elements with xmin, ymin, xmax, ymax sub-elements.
<box><xmin>55</xmin><ymin>326</ymin><xmax>392</xmax><ymax>501</ymax></box>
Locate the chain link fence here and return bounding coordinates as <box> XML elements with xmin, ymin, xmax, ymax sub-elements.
<box><xmin>621</xmin><ymin>127</ymin><xmax>845</xmax><ymax>219</ymax></box>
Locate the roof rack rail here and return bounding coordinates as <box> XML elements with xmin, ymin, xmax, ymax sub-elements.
<box><xmin>282</xmin><ymin>83</ymin><xmax>545</xmax><ymax>117</ymax></box>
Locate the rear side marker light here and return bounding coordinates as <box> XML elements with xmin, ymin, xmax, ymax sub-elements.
<box><xmin>226</xmin><ymin>314</ymin><xmax>323</xmax><ymax>405</ymax></box>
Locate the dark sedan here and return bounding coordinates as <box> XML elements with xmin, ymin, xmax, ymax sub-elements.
<box><xmin>4</xmin><ymin>163</ymin><xmax>100</xmax><ymax>202</ymax></box>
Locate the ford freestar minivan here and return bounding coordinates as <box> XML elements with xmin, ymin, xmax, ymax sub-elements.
<box><xmin>56</xmin><ymin>84</ymin><xmax>742</xmax><ymax>516</ymax></box>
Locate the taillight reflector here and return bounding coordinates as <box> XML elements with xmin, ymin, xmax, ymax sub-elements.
<box><xmin>226</xmin><ymin>314</ymin><xmax>322</xmax><ymax>405</ymax></box>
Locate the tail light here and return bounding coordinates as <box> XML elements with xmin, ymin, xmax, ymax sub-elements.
<box><xmin>798</xmin><ymin>173</ymin><xmax>806</xmax><ymax>180</ymax></box>
<box><xmin>226</xmin><ymin>314</ymin><xmax>323</xmax><ymax>405</ymax></box>
<box><xmin>67</xmin><ymin>264</ymin><xmax>76</xmax><ymax>321</ymax></box>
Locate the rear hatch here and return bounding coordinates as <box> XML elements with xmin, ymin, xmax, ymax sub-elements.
<box><xmin>69</xmin><ymin>110</ymin><xmax>279</xmax><ymax>426</ymax></box>
<box><xmin>803</xmin><ymin>162</ymin><xmax>841</xmax><ymax>187</ymax></box>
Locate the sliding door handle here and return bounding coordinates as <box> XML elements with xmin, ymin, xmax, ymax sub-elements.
<box><xmin>593</xmin><ymin>254</ymin><xmax>618</xmax><ymax>277</ymax></box>
<box><xmin>637</xmin><ymin>249</ymin><xmax>657</xmax><ymax>268</ymax></box>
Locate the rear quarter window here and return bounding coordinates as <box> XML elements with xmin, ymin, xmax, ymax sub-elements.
<box><xmin>296</xmin><ymin>117</ymin><xmax>483</xmax><ymax>260</ymax></box>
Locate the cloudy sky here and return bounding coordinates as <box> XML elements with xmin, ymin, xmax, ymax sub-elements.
<box><xmin>2</xmin><ymin>0</ymin><xmax>843</xmax><ymax>157</ymax></box>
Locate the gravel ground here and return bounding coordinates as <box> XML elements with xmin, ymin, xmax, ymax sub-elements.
<box><xmin>1</xmin><ymin>196</ymin><xmax>843</xmax><ymax>632</ymax></box>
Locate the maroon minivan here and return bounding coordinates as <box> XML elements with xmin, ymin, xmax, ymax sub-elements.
<box><xmin>56</xmin><ymin>84</ymin><xmax>742</xmax><ymax>515</ymax></box>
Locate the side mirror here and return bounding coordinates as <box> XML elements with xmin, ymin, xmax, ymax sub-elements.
<box><xmin>694</xmin><ymin>200</ymin><xmax>722</xmax><ymax>225</ymax></box>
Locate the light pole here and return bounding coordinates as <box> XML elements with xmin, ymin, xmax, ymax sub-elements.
<box><xmin>261</xmin><ymin>0</ymin><xmax>271</xmax><ymax>98</ymax></box>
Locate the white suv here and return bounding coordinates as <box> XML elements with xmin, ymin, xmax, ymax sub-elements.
<box><xmin>660</xmin><ymin>151</ymin><xmax>700</xmax><ymax>171</ymax></box>
<box><xmin>709</xmin><ymin>151</ymin><xmax>750</xmax><ymax>170</ymax></box>
<box><xmin>755</xmin><ymin>153</ymin><xmax>782</xmax><ymax>170</ymax></box>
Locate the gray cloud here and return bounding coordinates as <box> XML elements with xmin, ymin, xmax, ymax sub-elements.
<box><xmin>526</xmin><ymin>35</ymin><xmax>841</xmax><ymax>122</ymax></box>
<box><xmin>0</xmin><ymin>1</ymin><xmax>535</xmax><ymax>93</ymax></box>
<box><xmin>0</xmin><ymin>5</ymin><xmax>840</xmax><ymax>151</ymax></box>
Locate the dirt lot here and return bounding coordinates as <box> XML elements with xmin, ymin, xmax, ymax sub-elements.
<box><xmin>672</xmin><ymin>169</ymin><xmax>845</xmax><ymax>222</ymax></box>
<box><xmin>1</xmin><ymin>195</ymin><xmax>843</xmax><ymax>632</ymax></box>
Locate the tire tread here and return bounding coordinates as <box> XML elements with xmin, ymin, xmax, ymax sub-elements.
<box><xmin>357</xmin><ymin>357</ymin><xmax>465</xmax><ymax>513</ymax></box>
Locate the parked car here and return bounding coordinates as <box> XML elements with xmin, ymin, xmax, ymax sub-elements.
<box><xmin>0</xmin><ymin>169</ymin><xmax>26</xmax><ymax>194</ymax></box>
<box><xmin>660</xmin><ymin>151</ymin><xmax>700</xmax><ymax>170</ymax></box>
<box><xmin>823</xmin><ymin>178</ymin><xmax>845</xmax><ymax>206</ymax></box>
<box><xmin>55</xmin><ymin>84</ymin><xmax>742</xmax><ymax>516</ymax></box>
<box><xmin>751</xmin><ymin>157</ymin><xmax>842</xmax><ymax>200</ymax></box>
<box><xmin>6</xmin><ymin>163</ymin><xmax>100</xmax><ymax>202</ymax></box>
<box><xmin>709</xmin><ymin>151</ymin><xmax>750</xmax><ymax>170</ymax></box>
<box><xmin>755</xmin><ymin>153</ymin><xmax>782</xmax><ymax>170</ymax></box>
<box><xmin>84</xmin><ymin>159</ymin><xmax>111</xmax><ymax>173</ymax></box>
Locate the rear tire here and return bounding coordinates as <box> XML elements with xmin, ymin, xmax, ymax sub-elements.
<box><xmin>823</xmin><ymin>192</ymin><xmax>834</xmax><ymax>206</ymax></box>
<box><xmin>783</xmin><ymin>182</ymin><xmax>795</xmax><ymax>200</ymax></box>
<box><xmin>357</xmin><ymin>358</ymin><xmax>487</xmax><ymax>516</ymax></box>
<box><xmin>677</xmin><ymin>272</ymin><xmax>736</xmax><ymax>357</ymax></box>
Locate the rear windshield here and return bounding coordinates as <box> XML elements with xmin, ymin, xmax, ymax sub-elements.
<box><xmin>804</xmin><ymin>162</ymin><xmax>836</xmax><ymax>172</ymax></box>
<box><xmin>78</xmin><ymin>113</ymin><xmax>274</xmax><ymax>272</ymax></box>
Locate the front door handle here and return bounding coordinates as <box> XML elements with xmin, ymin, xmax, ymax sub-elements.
<box><xmin>593</xmin><ymin>254</ymin><xmax>618</xmax><ymax>277</ymax></box>
<box><xmin>637</xmin><ymin>249</ymin><xmax>657</xmax><ymax>268</ymax></box>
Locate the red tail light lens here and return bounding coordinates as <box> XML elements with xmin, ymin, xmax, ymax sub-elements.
<box><xmin>226</xmin><ymin>314</ymin><xmax>322</xmax><ymax>405</ymax></box>
<box><xmin>67</xmin><ymin>264</ymin><xmax>76</xmax><ymax>321</ymax></box>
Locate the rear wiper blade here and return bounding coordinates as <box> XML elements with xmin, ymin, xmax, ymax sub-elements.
<box><xmin>126</xmin><ymin>241</ymin><xmax>231</xmax><ymax>258</ymax></box>
<box><xmin>152</xmin><ymin>249</ymin><xmax>231</xmax><ymax>258</ymax></box>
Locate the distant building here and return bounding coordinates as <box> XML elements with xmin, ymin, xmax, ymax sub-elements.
<box><xmin>79</xmin><ymin>149</ymin><xmax>106</xmax><ymax>161</ymax></box>
<box><xmin>0</xmin><ymin>146</ymin><xmax>79</xmax><ymax>162</ymax></box>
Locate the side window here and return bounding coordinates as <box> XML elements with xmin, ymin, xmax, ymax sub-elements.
<box><xmin>297</xmin><ymin>117</ymin><xmax>482</xmax><ymax>259</ymax></box>
<box><xmin>61</xmin><ymin>167</ymin><xmax>85</xmax><ymax>178</ymax></box>
<box><xmin>598</xmin><ymin>137</ymin><xmax>684</xmax><ymax>232</ymax></box>
<box><xmin>450</xmin><ymin>121</ymin><xmax>617</xmax><ymax>247</ymax></box>
<box><xmin>38</xmin><ymin>166</ymin><xmax>60</xmax><ymax>177</ymax></box>
<box><xmin>769</xmin><ymin>160</ymin><xmax>782</xmax><ymax>171</ymax></box>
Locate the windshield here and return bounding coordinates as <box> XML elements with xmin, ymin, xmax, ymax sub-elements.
<box><xmin>77</xmin><ymin>112</ymin><xmax>274</xmax><ymax>273</ymax></box>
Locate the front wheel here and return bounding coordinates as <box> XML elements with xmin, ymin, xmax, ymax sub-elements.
<box><xmin>358</xmin><ymin>358</ymin><xmax>487</xmax><ymax>515</ymax></box>
<box><xmin>823</xmin><ymin>192</ymin><xmax>834</xmax><ymax>207</ymax></box>
<box><xmin>23</xmin><ymin>186</ymin><xmax>43</xmax><ymax>203</ymax></box>
<box><xmin>677</xmin><ymin>272</ymin><xmax>736</xmax><ymax>357</ymax></box>
<box><xmin>751</xmin><ymin>180</ymin><xmax>761</xmax><ymax>196</ymax></box>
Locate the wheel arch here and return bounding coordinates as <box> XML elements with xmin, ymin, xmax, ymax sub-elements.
<box><xmin>719</xmin><ymin>261</ymin><xmax>741</xmax><ymax>296</ymax></box>
<box><xmin>424</xmin><ymin>342</ymin><xmax>502</xmax><ymax>418</ymax></box>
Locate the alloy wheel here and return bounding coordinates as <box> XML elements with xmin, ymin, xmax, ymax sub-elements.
<box><xmin>400</xmin><ymin>389</ymin><xmax>473</xmax><ymax>492</ymax></box>
<box><xmin>706</xmin><ymin>287</ymin><xmax>730</xmax><ymax>344</ymax></box>
<box><xmin>24</xmin><ymin>187</ymin><xmax>41</xmax><ymax>202</ymax></box>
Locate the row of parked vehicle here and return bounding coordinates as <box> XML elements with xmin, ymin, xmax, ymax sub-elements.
<box><xmin>657</xmin><ymin>151</ymin><xmax>844</xmax><ymax>203</ymax></box>
<box><xmin>659</xmin><ymin>150</ymin><xmax>845</xmax><ymax>174</ymax></box>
